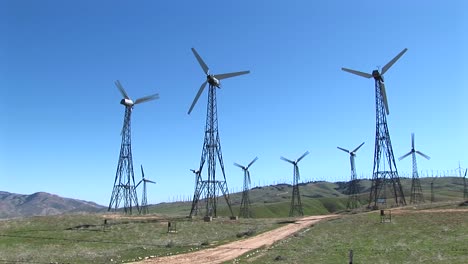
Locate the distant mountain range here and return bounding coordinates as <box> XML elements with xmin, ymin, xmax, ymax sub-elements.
<box><xmin>0</xmin><ymin>191</ymin><xmax>106</xmax><ymax>219</ymax></box>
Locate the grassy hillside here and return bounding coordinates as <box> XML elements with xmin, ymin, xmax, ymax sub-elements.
<box><xmin>0</xmin><ymin>213</ymin><xmax>284</xmax><ymax>263</ymax></box>
<box><xmin>233</xmin><ymin>204</ymin><xmax>468</xmax><ymax>263</ymax></box>
<box><xmin>0</xmin><ymin>177</ymin><xmax>465</xmax><ymax>263</ymax></box>
<box><xmin>148</xmin><ymin>177</ymin><xmax>465</xmax><ymax>218</ymax></box>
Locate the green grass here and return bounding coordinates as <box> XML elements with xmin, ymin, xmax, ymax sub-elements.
<box><xmin>0</xmin><ymin>177</ymin><xmax>464</xmax><ymax>262</ymax></box>
<box><xmin>0</xmin><ymin>213</ymin><xmax>284</xmax><ymax>263</ymax></box>
<box><xmin>149</xmin><ymin>177</ymin><xmax>464</xmax><ymax>218</ymax></box>
<box><xmin>232</xmin><ymin>206</ymin><xmax>468</xmax><ymax>264</ymax></box>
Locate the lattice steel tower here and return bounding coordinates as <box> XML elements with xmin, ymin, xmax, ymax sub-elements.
<box><xmin>399</xmin><ymin>133</ymin><xmax>430</xmax><ymax>204</ymax></box>
<box><xmin>342</xmin><ymin>49</ymin><xmax>408</xmax><ymax>208</ymax></box>
<box><xmin>234</xmin><ymin>157</ymin><xmax>258</xmax><ymax>218</ymax></box>
<box><xmin>108</xmin><ymin>81</ymin><xmax>159</xmax><ymax>214</ymax></box>
<box><xmin>187</xmin><ymin>48</ymin><xmax>250</xmax><ymax>218</ymax></box>
<box><xmin>281</xmin><ymin>151</ymin><xmax>309</xmax><ymax>217</ymax></box>
<box><xmin>338</xmin><ymin>142</ymin><xmax>365</xmax><ymax>209</ymax></box>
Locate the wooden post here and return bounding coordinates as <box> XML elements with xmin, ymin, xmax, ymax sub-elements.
<box><xmin>349</xmin><ymin>249</ymin><xmax>353</xmax><ymax>264</ymax></box>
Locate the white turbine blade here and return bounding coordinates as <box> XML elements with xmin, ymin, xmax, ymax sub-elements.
<box><xmin>145</xmin><ymin>179</ymin><xmax>156</xmax><ymax>184</ymax></box>
<box><xmin>337</xmin><ymin>146</ymin><xmax>350</xmax><ymax>153</ymax></box>
<box><xmin>234</xmin><ymin>162</ymin><xmax>245</xmax><ymax>169</ymax></box>
<box><xmin>247</xmin><ymin>157</ymin><xmax>258</xmax><ymax>169</ymax></box>
<box><xmin>135</xmin><ymin>93</ymin><xmax>159</xmax><ymax>105</ymax></box>
<box><xmin>352</xmin><ymin>142</ymin><xmax>365</xmax><ymax>153</ymax></box>
<box><xmin>411</xmin><ymin>133</ymin><xmax>415</xmax><ymax>149</ymax></box>
<box><xmin>191</xmin><ymin>48</ymin><xmax>209</xmax><ymax>75</ymax></box>
<box><xmin>465</xmin><ymin>169</ymin><xmax>467</xmax><ymax>177</ymax></box>
<box><xmin>381</xmin><ymin>48</ymin><xmax>408</xmax><ymax>75</ymax></box>
<box><xmin>416</xmin><ymin>151</ymin><xmax>431</xmax><ymax>160</ymax></box>
<box><xmin>297</xmin><ymin>151</ymin><xmax>310</xmax><ymax>163</ymax></box>
<box><xmin>380</xmin><ymin>83</ymin><xmax>390</xmax><ymax>115</ymax></box>
<box><xmin>399</xmin><ymin>151</ymin><xmax>412</xmax><ymax>161</ymax></box>
<box><xmin>115</xmin><ymin>80</ymin><xmax>130</xmax><ymax>99</ymax></box>
<box><xmin>341</xmin><ymin>68</ymin><xmax>373</xmax><ymax>78</ymax></box>
<box><xmin>280</xmin><ymin>156</ymin><xmax>294</xmax><ymax>164</ymax></box>
<box><xmin>141</xmin><ymin>165</ymin><xmax>145</xmax><ymax>179</ymax></box>
<box><xmin>214</xmin><ymin>71</ymin><xmax>250</xmax><ymax>80</ymax></box>
<box><xmin>188</xmin><ymin>81</ymin><xmax>207</xmax><ymax>115</ymax></box>
<box><xmin>247</xmin><ymin>172</ymin><xmax>251</xmax><ymax>185</ymax></box>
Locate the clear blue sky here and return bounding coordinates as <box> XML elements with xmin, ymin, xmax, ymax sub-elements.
<box><xmin>1</xmin><ymin>1</ymin><xmax>467</xmax><ymax>206</ymax></box>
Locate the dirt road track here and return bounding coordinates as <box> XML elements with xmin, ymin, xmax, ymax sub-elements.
<box><xmin>130</xmin><ymin>214</ymin><xmax>338</xmax><ymax>264</ymax></box>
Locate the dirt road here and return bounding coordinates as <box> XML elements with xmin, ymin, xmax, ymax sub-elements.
<box><xmin>130</xmin><ymin>214</ymin><xmax>337</xmax><ymax>264</ymax></box>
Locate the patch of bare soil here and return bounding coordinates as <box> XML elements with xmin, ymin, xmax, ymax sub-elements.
<box><xmin>130</xmin><ymin>214</ymin><xmax>337</xmax><ymax>264</ymax></box>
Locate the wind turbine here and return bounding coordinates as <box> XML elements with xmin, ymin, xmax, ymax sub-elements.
<box><xmin>188</xmin><ymin>48</ymin><xmax>249</xmax><ymax>218</ymax></box>
<box><xmin>108</xmin><ymin>80</ymin><xmax>159</xmax><ymax>214</ymax></box>
<box><xmin>234</xmin><ymin>157</ymin><xmax>258</xmax><ymax>218</ymax></box>
<box><xmin>135</xmin><ymin>165</ymin><xmax>156</xmax><ymax>215</ymax></box>
<box><xmin>337</xmin><ymin>142</ymin><xmax>364</xmax><ymax>209</ymax></box>
<box><xmin>281</xmin><ymin>151</ymin><xmax>309</xmax><ymax>217</ymax></box>
<box><xmin>399</xmin><ymin>133</ymin><xmax>430</xmax><ymax>204</ymax></box>
<box><xmin>342</xmin><ymin>48</ymin><xmax>408</xmax><ymax>208</ymax></box>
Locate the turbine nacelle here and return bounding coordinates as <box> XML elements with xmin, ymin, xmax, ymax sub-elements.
<box><xmin>372</xmin><ymin>70</ymin><xmax>384</xmax><ymax>82</ymax></box>
<box><xmin>120</xmin><ymin>98</ymin><xmax>135</xmax><ymax>107</ymax></box>
<box><xmin>207</xmin><ymin>74</ymin><xmax>221</xmax><ymax>87</ymax></box>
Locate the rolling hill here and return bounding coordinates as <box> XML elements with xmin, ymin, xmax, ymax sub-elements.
<box><xmin>0</xmin><ymin>191</ymin><xmax>105</xmax><ymax>219</ymax></box>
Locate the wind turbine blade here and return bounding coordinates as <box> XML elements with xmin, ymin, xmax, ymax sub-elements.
<box><xmin>465</xmin><ymin>169</ymin><xmax>467</xmax><ymax>177</ymax></box>
<box><xmin>115</xmin><ymin>80</ymin><xmax>130</xmax><ymax>99</ymax></box>
<box><xmin>399</xmin><ymin>152</ymin><xmax>412</xmax><ymax>161</ymax></box>
<box><xmin>188</xmin><ymin>81</ymin><xmax>207</xmax><ymax>114</ymax></box>
<box><xmin>380</xmin><ymin>83</ymin><xmax>390</xmax><ymax>115</ymax></box>
<box><xmin>247</xmin><ymin>157</ymin><xmax>258</xmax><ymax>169</ymax></box>
<box><xmin>352</xmin><ymin>142</ymin><xmax>365</xmax><ymax>153</ymax></box>
<box><xmin>381</xmin><ymin>48</ymin><xmax>408</xmax><ymax>75</ymax></box>
<box><xmin>233</xmin><ymin>162</ymin><xmax>245</xmax><ymax>169</ymax></box>
<box><xmin>416</xmin><ymin>151</ymin><xmax>431</xmax><ymax>160</ymax></box>
<box><xmin>337</xmin><ymin>146</ymin><xmax>350</xmax><ymax>153</ymax></box>
<box><xmin>145</xmin><ymin>179</ymin><xmax>156</xmax><ymax>184</ymax></box>
<box><xmin>135</xmin><ymin>180</ymin><xmax>142</xmax><ymax>189</ymax></box>
<box><xmin>214</xmin><ymin>71</ymin><xmax>250</xmax><ymax>80</ymax></box>
<box><xmin>297</xmin><ymin>151</ymin><xmax>310</xmax><ymax>163</ymax></box>
<box><xmin>280</xmin><ymin>156</ymin><xmax>294</xmax><ymax>164</ymax></box>
<box><xmin>341</xmin><ymin>68</ymin><xmax>373</xmax><ymax>78</ymax></box>
<box><xmin>141</xmin><ymin>165</ymin><xmax>145</xmax><ymax>179</ymax></box>
<box><xmin>411</xmin><ymin>133</ymin><xmax>415</xmax><ymax>149</ymax></box>
<box><xmin>135</xmin><ymin>93</ymin><xmax>159</xmax><ymax>105</ymax></box>
<box><xmin>191</xmin><ymin>48</ymin><xmax>209</xmax><ymax>74</ymax></box>
<box><xmin>247</xmin><ymin>172</ymin><xmax>251</xmax><ymax>185</ymax></box>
